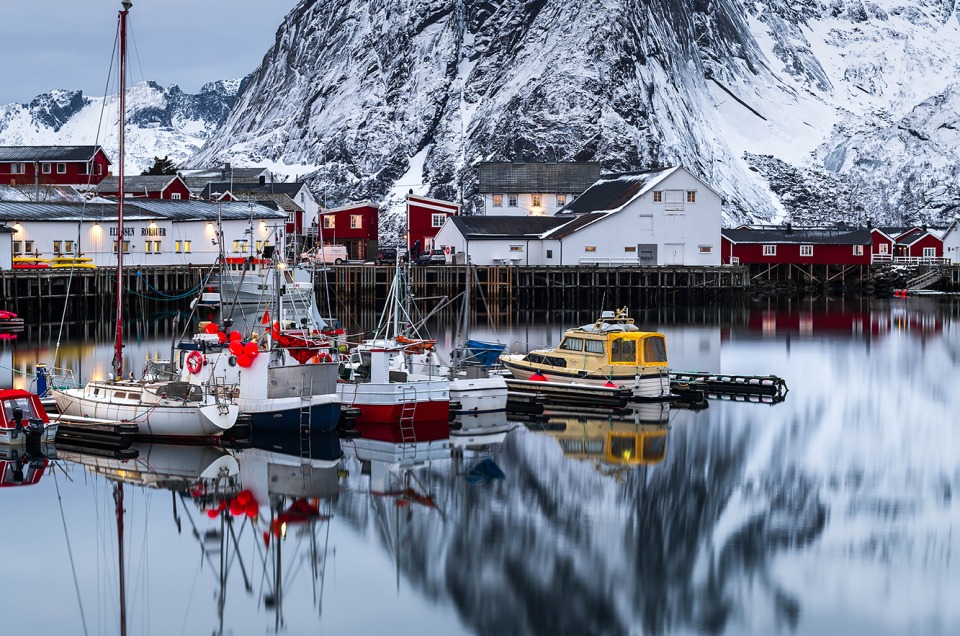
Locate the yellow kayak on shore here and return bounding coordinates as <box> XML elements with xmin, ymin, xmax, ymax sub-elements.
<box><xmin>50</xmin><ymin>256</ymin><xmax>97</xmax><ymax>270</ymax></box>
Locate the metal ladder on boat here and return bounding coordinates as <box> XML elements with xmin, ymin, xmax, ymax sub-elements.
<box><xmin>299</xmin><ymin>373</ymin><xmax>314</xmax><ymax>463</ymax></box>
<box><xmin>398</xmin><ymin>385</ymin><xmax>418</xmax><ymax>461</ymax></box>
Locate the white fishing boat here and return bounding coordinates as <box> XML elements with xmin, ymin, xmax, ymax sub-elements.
<box><xmin>50</xmin><ymin>1</ymin><xmax>239</xmax><ymax>438</ymax></box>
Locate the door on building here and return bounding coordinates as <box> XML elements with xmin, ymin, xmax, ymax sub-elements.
<box><xmin>664</xmin><ymin>243</ymin><xmax>684</xmax><ymax>265</ymax></box>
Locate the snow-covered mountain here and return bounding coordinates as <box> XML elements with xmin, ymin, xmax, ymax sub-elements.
<box><xmin>0</xmin><ymin>80</ymin><xmax>239</xmax><ymax>174</ymax></box>
<box><xmin>194</xmin><ymin>0</ymin><xmax>960</xmax><ymax>226</ymax></box>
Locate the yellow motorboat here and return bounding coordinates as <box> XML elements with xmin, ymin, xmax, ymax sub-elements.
<box><xmin>499</xmin><ymin>307</ymin><xmax>670</xmax><ymax>397</ymax></box>
<box><xmin>50</xmin><ymin>256</ymin><xmax>96</xmax><ymax>270</ymax></box>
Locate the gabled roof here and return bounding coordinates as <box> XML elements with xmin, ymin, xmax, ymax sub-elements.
<box><xmin>874</xmin><ymin>226</ymin><xmax>921</xmax><ymax>241</ymax></box>
<box><xmin>896</xmin><ymin>228</ymin><xmax>941</xmax><ymax>245</ymax></box>
<box><xmin>558</xmin><ymin>167</ymin><xmax>678</xmax><ymax>215</ymax></box>
<box><xmin>0</xmin><ymin>145</ymin><xmax>109</xmax><ymax>163</ymax></box>
<box><xmin>541</xmin><ymin>213</ymin><xmax>610</xmax><ymax>239</ymax></box>
<box><xmin>198</xmin><ymin>181</ymin><xmax>307</xmax><ymax>200</ymax></box>
<box><xmin>121</xmin><ymin>199</ymin><xmax>287</xmax><ymax>222</ymax></box>
<box><xmin>0</xmin><ymin>184</ymin><xmax>88</xmax><ymax>203</ymax></box>
<box><xmin>478</xmin><ymin>162</ymin><xmax>601</xmax><ymax>194</ymax></box>
<box><xmin>96</xmin><ymin>175</ymin><xmax>184</xmax><ymax>193</ymax></box>
<box><xmin>722</xmin><ymin>227</ymin><xmax>872</xmax><ymax>244</ymax></box>
<box><xmin>447</xmin><ymin>216</ymin><xmax>568</xmax><ymax>240</ymax></box>
<box><xmin>179</xmin><ymin>167</ymin><xmax>273</xmax><ymax>192</ymax></box>
<box><xmin>0</xmin><ymin>200</ymin><xmax>285</xmax><ymax>223</ymax></box>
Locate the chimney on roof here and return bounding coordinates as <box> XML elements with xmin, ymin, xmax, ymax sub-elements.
<box><xmin>786</xmin><ymin>222</ymin><xmax>792</xmax><ymax>234</ymax></box>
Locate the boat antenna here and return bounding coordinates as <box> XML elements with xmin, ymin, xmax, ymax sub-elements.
<box><xmin>113</xmin><ymin>0</ymin><xmax>132</xmax><ymax>379</ymax></box>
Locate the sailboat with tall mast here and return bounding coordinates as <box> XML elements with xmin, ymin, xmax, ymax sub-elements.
<box><xmin>51</xmin><ymin>1</ymin><xmax>239</xmax><ymax>438</ymax></box>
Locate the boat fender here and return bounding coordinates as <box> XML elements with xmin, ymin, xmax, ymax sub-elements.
<box><xmin>228</xmin><ymin>356</ymin><xmax>238</xmax><ymax>367</ymax></box>
<box><xmin>186</xmin><ymin>351</ymin><xmax>203</xmax><ymax>374</ymax></box>
<box><xmin>313</xmin><ymin>352</ymin><xmax>333</xmax><ymax>363</ymax></box>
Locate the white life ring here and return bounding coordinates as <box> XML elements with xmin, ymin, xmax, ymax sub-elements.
<box><xmin>186</xmin><ymin>351</ymin><xmax>204</xmax><ymax>375</ymax></box>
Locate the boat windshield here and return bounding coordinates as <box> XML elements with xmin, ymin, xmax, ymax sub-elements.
<box><xmin>2</xmin><ymin>397</ymin><xmax>41</xmax><ymax>424</ymax></box>
<box><xmin>610</xmin><ymin>337</ymin><xmax>637</xmax><ymax>363</ymax></box>
<box><xmin>559</xmin><ymin>337</ymin><xmax>583</xmax><ymax>352</ymax></box>
<box><xmin>584</xmin><ymin>339</ymin><xmax>605</xmax><ymax>354</ymax></box>
<box><xmin>643</xmin><ymin>336</ymin><xmax>668</xmax><ymax>363</ymax></box>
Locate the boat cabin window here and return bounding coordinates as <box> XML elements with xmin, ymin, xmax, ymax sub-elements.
<box><xmin>643</xmin><ymin>435</ymin><xmax>667</xmax><ymax>460</ymax></box>
<box><xmin>584</xmin><ymin>339</ymin><xmax>605</xmax><ymax>354</ymax></box>
<box><xmin>611</xmin><ymin>337</ymin><xmax>637</xmax><ymax>363</ymax></box>
<box><xmin>2</xmin><ymin>397</ymin><xmax>41</xmax><ymax>424</ymax></box>
<box><xmin>609</xmin><ymin>435</ymin><xmax>637</xmax><ymax>461</ymax></box>
<box><xmin>559</xmin><ymin>337</ymin><xmax>584</xmax><ymax>352</ymax></box>
<box><xmin>643</xmin><ymin>336</ymin><xmax>667</xmax><ymax>363</ymax></box>
<box><xmin>559</xmin><ymin>439</ymin><xmax>583</xmax><ymax>453</ymax></box>
<box><xmin>583</xmin><ymin>440</ymin><xmax>604</xmax><ymax>455</ymax></box>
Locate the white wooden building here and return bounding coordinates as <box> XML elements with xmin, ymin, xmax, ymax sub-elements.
<box><xmin>435</xmin><ymin>166</ymin><xmax>722</xmax><ymax>266</ymax></box>
<box><xmin>478</xmin><ymin>161</ymin><xmax>600</xmax><ymax>216</ymax></box>
<box><xmin>0</xmin><ymin>224</ymin><xmax>12</xmax><ymax>270</ymax></box>
<box><xmin>939</xmin><ymin>218</ymin><xmax>960</xmax><ymax>263</ymax></box>
<box><xmin>0</xmin><ymin>200</ymin><xmax>287</xmax><ymax>268</ymax></box>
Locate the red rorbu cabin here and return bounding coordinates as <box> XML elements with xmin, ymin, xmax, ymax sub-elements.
<box><xmin>318</xmin><ymin>201</ymin><xmax>379</xmax><ymax>260</ymax></box>
<box><xmin>96</xmin><ymin>175</ymin><xmax>191</xmax><ymax>200</ymax></box>
<box><xmin>406</xmin><ymin>194</ymin><xmax>460</xmax><ymax>256</ymax></box>
<box><xmin>721</xmin><ymin>226</ymin><xmax>873</xmax><ymax>266</ymax></box>
<box><xmin>0</xmin><ymin>146</ymin><xmax>111</xmax><ymax>187</ymax></box>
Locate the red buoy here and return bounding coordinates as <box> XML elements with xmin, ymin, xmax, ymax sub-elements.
<box><xmin>530</xmin><ymin>372</ymin><xmax>547</xmax><ymax>382</ymax></box>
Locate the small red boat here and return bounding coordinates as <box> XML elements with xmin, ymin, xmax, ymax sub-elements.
<box><xmin>0</xmin><ymin>447</ymin><xmax>49</xmax><ymax>488</ymax></box>
<box><xmin>0</xmin><ymin>309</ymin><xmax>24</xmax><ymax>332</ymax></box>
<box><xmin>0</xmin><ymin>389</ymin><xmax>57</xmax><ymax>445</ymax></box>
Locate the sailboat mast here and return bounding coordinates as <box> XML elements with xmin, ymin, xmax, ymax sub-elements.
<box><xmin>114</xmin><ymin>0</ymin><xmax>132</xmax><ymax>378</ymax></box>
<box><xmin>115</xmin><ymin>481</ymin><xmax>127</xmax><ymax>636</ymax></box>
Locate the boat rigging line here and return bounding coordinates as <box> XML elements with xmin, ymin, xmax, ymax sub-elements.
<box><xmin>53</xmin><ymin>469</ymin><xmax>91</xmax><ymax>636</ymax></box>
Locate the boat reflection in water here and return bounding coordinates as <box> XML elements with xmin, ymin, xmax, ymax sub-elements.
<box><xmin>529</xmin><ymin>402</ymin><xmax>673</xmax><ymax>469</ymax></box>
<box><xmin>0</xmin><ymin>444</ymin><xmax>53</xmax><ymax>488</ymax></box>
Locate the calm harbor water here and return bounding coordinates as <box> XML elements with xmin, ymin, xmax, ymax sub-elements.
<box><xmin>1</xmin><ymin>298</ymin><xmax>958</xmax><ymax>635</ymax></box>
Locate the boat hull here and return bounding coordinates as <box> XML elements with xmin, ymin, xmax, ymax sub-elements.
<box><xmin>449</xmin><ymin>375</ymin><xmax>508</xmax><ymax>414</ymax></box>
<box><xmin>0</xmin><ymin>425</ymin><xmax>57</xmax><ymax>445</ymax></box>
<box><xmin>243</xmin><ymin>395</ymin><xmax>341</xmax><ymax>434</ymax></box>
<box><xmin>501</xmin><ymin>357</ymin><xmax>670</xmax><ymax>398</ymax></box>
<box><xmin>52</xmin><ymin>389</ymin><xmax>238</xmax><ymax>438</ymax></box>
<box><xmin>337</xmin><ymin>381</ymin><xmax>450</xmax><ymax>442</ymax></box>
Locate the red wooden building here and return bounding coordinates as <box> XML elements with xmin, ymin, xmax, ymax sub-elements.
<box><xmin>96</xmin><ymin>174</ymin><xmax>191</xmax><ymax>200</ymax></box>
<box><xmin>721</xmin><ymin>226</ymin><xmax>873</xmax><ymax>266</ymax></box>
<box><xmin>0</xmin><ymin>145</ymin><xmax>111</xmax><ymax>187</ymax></box>
<box><xmin>319</xmin><ymin>201</ymin><xmax>379</xmax><ymax>260</ymax></box>
<box><xmin>871</xmin><ymin>226</ymin><xmax>944</xmax><ymax>262</ymax></box>
<box><xmin>406</xmin><ymin>194</ymin><xmax>460</xmax><ymax>256</ymax></box>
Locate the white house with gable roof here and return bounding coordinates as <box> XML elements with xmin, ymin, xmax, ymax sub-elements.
<box><xmin>435</xmin><ymin>166</ymin><xmax>722</xmax><ymax>266</ymax></box>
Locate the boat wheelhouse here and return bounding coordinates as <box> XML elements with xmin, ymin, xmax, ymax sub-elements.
<box><xmin>499</xmin><ymin>308</ymin><xmax>670</xmax><ymax>397</ymax></box>
<box><xmin>0</xmin><ymin>389</ymin><xmax>57</xmax><ymax>445</ymax></box>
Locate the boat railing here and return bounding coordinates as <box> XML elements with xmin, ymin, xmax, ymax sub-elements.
<box><xmin>48</xmin><ymin>367</ymin><xmax>80</xmax><ymax>391</ymax></box>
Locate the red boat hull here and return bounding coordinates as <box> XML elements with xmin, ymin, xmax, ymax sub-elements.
<box><xmin>351</xmin><ymin>401</ymin><xmax>450</xmax><ymax>443</ymax></box>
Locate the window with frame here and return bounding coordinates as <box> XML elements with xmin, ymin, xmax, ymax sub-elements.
<box><xmin>113</xmin><ymin>240</ymin><xmax>130</xmax><ymax>254</ymax></box>
<box><xmin>41</xmin><ymin>163</ymin><xmax>51</xmax><ymax>174</ymax></box>
<box><xmin>559</xmin><ymin>337</ymin><xmax>584</xmax><ymax>351</ymax></box>
<box><xmin>182</xmin><ymin>240</ymin><xmax>191</xmax><ymax>253</ymax></box>
<box><xmin>78</xmin><ymin>162</ymin><xmax>88</xmax><ymax>175</ymax></box>
<box><xmin>686</xmin><ymin>191</ymin><xmax>697</xmax><ymax>203</ymax></box>
<box><xmin>508</xmin><ymin>194</ymin><xmax>518</xmax><ymax>207</ymax></box>
<box><xmin>652</xmin><ymin>191</ymin><xmax>662</xmax><ymax>203</ymax></box>
<box><xmin>57</xmin><ymin>163</ymin><xmax>66</xmax><ymax>174</ymax></box>
<box><xmin>323</xmin><ymin>216</ymin><xmax>335</xmax><ymax>229</ymax></box>
<box><xmin>24</xmin><ymin>240</ymin><xmax>34</xmax><ymax>253</ymax></box>
<box><xmin>531</xmin><ymin>194</ymin><xmax>542</xmax><ymax>207</ymax></box>
<box><xmin>53</xmin><ymin>240</ymin><xmax>62</xmax><ymax>254</ymax></box>
<box><xmin>64</xmin><ymin>240</ymin><xmax>74</xmax><ymax>254</ymax></box>
<box><xmin>171</xmin><ymin>192</ymin><xmax>181</xmax><ymax>200</ymax></box>
<box><xmin>879</xmin><ymin>243</ymin><xmax>888</xmax><ymax>254</ymax></box>
<box><xmin>492</xmin><ymin>194</ymin><xmax>503</xmax><ymax>207</ymax></box>
<box><xmin>556</xmin><ymin>194</ymin><xmax>566</xmax><ymax>206</ymax></box>
<box><xmin>175</xmin><ymin>240</ymin><xmax>182</xmax><ymax>253</ymax></box>
<box><xmin>11</xmin><ymin>162</ymin><xmax>26</xmax><ymax>174</ymax></box>
<box><xmin>800</xmin><ymin>245</ymin><xmax>814</xmax><ymax>257</ymax></box>
<box><xmin>624</xmin><ymin>246</ymin><xmax>637</xmax><ymax>253</ymax></box>
<box><xmin>431</xmin><ymin>213</ymin><xmax>446</xmax><ymax>228</ymax></box>
<box><xmin>233</xmin><ymin>240</ymin><xmax>248</xmax><ymax>253</ymax></box>
<box><xmin>584</xmin><ymin>246</ymin><xmax>596</xmax><ymax>252</ymax></box>
<box><xmin>762</xmin><ymin>244</ymin><xmax>776</xmax><ymax>256</ymax></box>
<box><xmin>13</xmin><ymin>241</ymin><xmax>22</xmax><ymax>255</ymax></box>
<box><xmin>584</xmin><ymin>339</ymin><xmax>605</xmax><ymax>354</ymax></box>
<box><xmin>546</xmin><ymin>249</ymin><xmax>553</xmax><ymax>259</ymax></box>
<box><xmin>509</xmin><ymin>245</ymin><xmax>523</xmax><ymax>252</ymax></box>
<box><xmin>643</xmin><ymin>336</ymin><xmax>668</xmax><ymax>363</ymax></box>
<box><xmin>97</xmin><ymin>164</ymin><xmax>103</xmax><ymax>175</ymax></box>
<box><xmin>610</xmin><ymin>337</ymin><xmax>637</xmax><ymax>363</ymax></box>
<box><xmin>853</xmin><ymin>245</ymin><xmax>864</xmax><ymax>256</ymax></box>
<box><xmin>699</xmin><ymin>245</ymin><xmax>712</xmax><ymax>253</ymax></box>
<box><xmin>145</xmin><ymin>241</ymin><xmax>153</xmax><ymax>254</ymax></box>
<box><xmin>730</xmin><ymin>256</ymin><xmax>740</xmax><ymax>265</ymax></box>
<box><xmin>256</xmin><ymin>241</ymin><xmax>264</xmax><ymax>252</ymax></box>
<box><xmin>351</xmin><ymin>215</ymin><xmax>363</xmax><ymax>229</ymax></box>
<box><xmin>923</xmin><ymin>247</ymin><xmax>936</xmax><ymax>258</ymax></box>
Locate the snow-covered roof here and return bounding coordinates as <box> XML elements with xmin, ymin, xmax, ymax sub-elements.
<box><xmin>0</xmin><ymin>184</ymin><xmax>88</xmax><ymax>203</ymax></box>
<box><xmin>558</xmin><ymin>167</ymin><xmax>678</xmax><ymax>215</ymax></box>
<box><xmin>199</xmin><ymin>181</ymin><xmax>305</xmax><ymax>199</ymax></box>
<box><xmin>722</xmin><ymin>227</ymin><xmax>872</xmax><ymax>244</ymax></box>
<box><xmin>478</xmin><ymin>162</ymin><xmax>600</xmax><ymax>194</ymax></box>
<box><xmin>97</xmin><ymin>175</ymin><xmax>184</xmax><ymax>193</ymax></box>
<box><xmin>447</xmin><ymin>215</ymin><xmax>568</xmax><ymax>239</ymax></box>
<box><xmin>0</xmin><ymin>145</ymin><xmax>108</xmax><ymax>163</ymax></box>
<box><xmin>0</xmin><ymin>200</ymin><xmax>285</xmax><ymax>222</ymax></box>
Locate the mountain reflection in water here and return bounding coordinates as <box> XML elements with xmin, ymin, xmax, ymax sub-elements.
<box><xmin>0</xmin><ymin>299</ymin><xmax>957</xmax><ymax>635</ymax></box>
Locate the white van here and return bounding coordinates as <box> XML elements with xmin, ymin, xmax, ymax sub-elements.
<box><xmin>302</xmin><ymin>244</ymin><xmax>349</xmax><ymax>264</ymax></box>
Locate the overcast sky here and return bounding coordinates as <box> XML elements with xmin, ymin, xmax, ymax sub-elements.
<box><xmin>0</xmin><ymin>1</ymin><xmax>298</xmax><ymax>104</ymax></box>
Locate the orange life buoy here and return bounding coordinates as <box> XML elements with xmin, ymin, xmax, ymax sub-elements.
<box><xmin>186</xmin><ymin>350</ymin><xmax>203</xmax><ymax>374</ymax></box>
<box><xmin>312</xmin><ymin>351</ymin><xmax>333</xmax><ymax>364</ymax></box>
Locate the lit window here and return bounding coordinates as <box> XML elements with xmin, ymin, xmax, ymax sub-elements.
<box><xmin>800</xmin><ymin>245</ymin><xmax>813</xmax><ymax>257</ymax></box>
<box><xmin>113</xmin><ymin>241</ymin><xmax>130</xmax><ymax>253</ymax></box>
<box><xmin>557</xmin><ymin>194</ymin><xmax>566</xmax><ymax>206</ymax></box>
<box><xmin>652</xmin><ymin>191</ymin><xmax>662</xmax><ymax>203</ymax></box>
<box><xmin>53</xmin><ymin>240</ymin><xmax>62</xmax><ymax>254</ymax></box>
<box><xmin>42</xmin><ymin>163</ymin><xmax>51</xmax><ymax>174</ymax></box>
<box><xmin>256</xmin><ymin>241</ymin><xmax>264</xmax><ymax>252</ymax></box>
<box><xmin>699</xmin><ymin>245</ymin><xmax>712</xmax><ymax>253</ymax></box>
<box><xmin>145</xmin><ymin>242</ymin><xmax>153</xmax><ymax>254</ymax></box>
<box><xmin>171</xmin><ymin>192</ymin><xmax>181</xmax><ymax>200</ymax></box>
<box><xmin>183</xmin><ymin>240</ymin><xmax>191</xmax><ymax>253</ymax></box>
<box><xmin>351</xmin><ymin>215</ymin><xmax>363</xmax><ymax>229</ymax></box>
<box><xmin>686</xmin><ymin>191</ymin><xmax>697</xmax><ymax>203</ymax></box>
<box><xmin>509</xmin><ymin>245</ymin><xmax>523</xmax><ymax>252</ymax></box>
<box><xmin>323</xmin><ymin>216</ymin><xmax>335</xmax><ymax>229</ymax></box>
<box><xmin>175</xmin><ymin>240</ymin><xmax>182</xmax><ymax>253</ymax></box>
<box><xmin>233</xmin><ymin>240</ymin><xmax>248</xmax><ymax>253</ymax></box>
<box><xmin>431</xmin><ymin>214</ymin><xmax>446</xmax><ymax>228</ymax></box>
<box><xmin>853</xmin><ymin>245</ymin><xmax>864</xmax><ymax>256</ymax></box>
<box><xmin>65</xmin><ymin>240</ymin><xmax>74</xmax><ymax>254</ymax></box>
<box><xmin>532</xmin><ymin>194</ymin><xmax>542</xmax><ymax>207</ymax></box>
<box><xmin>492</xmin><ymin>194</ymin><xmax>503</xmax><ymax>207</ymax></box>
<box><xmin>508</xmin><ymin>194</ymin><xmax>518</xmax><ymax>207</ymax></box>
<box><xmin>57</xmin><ymin>163</ymin><xmax>66</xmax><ymax>174</ymax></box>
<box><xmin>624</xmin><ymin>246</ymin><xmax>637</xmax><ymax>253</ymax></box>
<box><xmin>584</xmin><ymin>246</ymin><xmax>596</xmax><ymax>252</ymax></box>
<box><xmin>762</xmin><ymin>245</ymin><xmax>776</xmax><ymax>256</ymax></box>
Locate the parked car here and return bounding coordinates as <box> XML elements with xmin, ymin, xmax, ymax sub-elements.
<box><xmin>375</xmin><ymin>246</ymin><xmax>404</xmax><ymax>265</ymax></box>
<box><xmin>414</xmin><ymin>249</ymin><xmax>447</xmax><ymax>266</ymax></box>
<box><xmin>301</xmin><ymin>244</ymin><xmax>349</xmax><ymax>265</ymax></box>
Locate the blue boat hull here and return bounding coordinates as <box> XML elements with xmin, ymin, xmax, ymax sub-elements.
<box><xmin>247</xmin><ymin>402</ymin><xmax>341</xmax><ymax>435</ymax></box>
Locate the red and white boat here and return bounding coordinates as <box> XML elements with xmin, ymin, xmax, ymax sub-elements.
<box><xmin>0</xmin><ymin>446</ymin><xmax>50</xmax><ymax>488</ymax></box>
<box><xmin>0</xmin><ymin>389</ymin><xmax>57</xmax><ymax>445</ymax></box>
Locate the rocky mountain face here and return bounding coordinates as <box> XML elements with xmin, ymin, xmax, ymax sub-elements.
<box><xmin>0</xmin><ymin>80</ymin><xmax>240</xmax><ymax>174</ymax></box>
<box><xmin>194</xmin><ymin>0</ymin><xmax>960</xmax><ymax>227</ymax></box>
